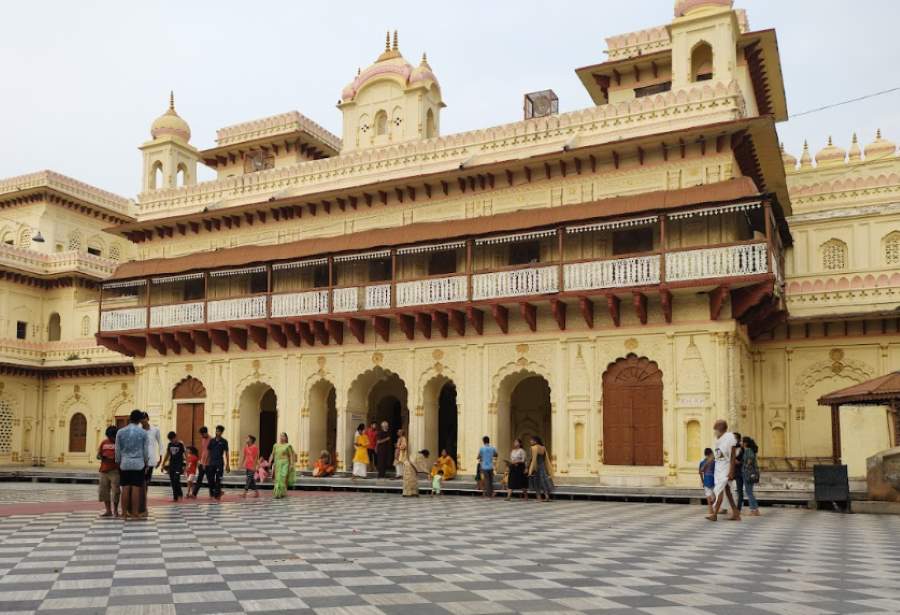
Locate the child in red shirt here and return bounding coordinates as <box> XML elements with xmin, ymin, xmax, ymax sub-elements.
<box><xmin>185</xmin><ymin>446</ymin><xmax>199</xmax><ymax>499</ymax></box>
<box><xmin>240</xmin><ymin>435</ymin><xmax>260</xmax><ymax>498</ymax></box>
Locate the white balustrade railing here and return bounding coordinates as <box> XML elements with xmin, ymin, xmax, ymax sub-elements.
<box><xmin>396</xmin><ymin>276</ymin><xmax>468</xmax><ymax>307</ymax></box>
<box><xmin>564</xmin><ymin>255</ymin><xmax>660</xmax><ymax>291</ymax></box>
<box><xmin>100</xmin><ymin>308</ymin><xmax>147</xmax><ymax>332</ymax></box>
<box><xmin>365</xmin><ymin>284</ymin><xmax>392</xmax><ymax>310</ymax></box>
<box><xmin>270</xmin><ymin>290</ymin><xmax>329</xmax><ymax>317</ymax></box>
<box><xmin>207</xmin><ymin>296</ymin><xmax>266</xmax><ymax>323</ymax></box>
<box><xmin>665</xmin><ymin>242</ymin><xmax>768</xmax><ymax>282</ymax></box>
<box><xmin>472</xmin><ymin>265</ymin><xmax>559</xmax><ymax>300</ymax></box>
<box><xmin>149</xmin><ymin>302</ymin><xmax>204</xmax><ymax>328</ymax></box>
<box><xmin>332</xmin><ymin>287</ymin><xmax>360</xmax><ymax>313</ymax></box>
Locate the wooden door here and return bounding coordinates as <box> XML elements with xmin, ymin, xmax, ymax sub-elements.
<box><xmin>259</xmin><ymin>410</ymin><xmax>278</xmax><ymax>460</ymax></box>
<box><xmin>602</xmin><ymin>355</ymin><xmax>663</xmax><ymax>466</ymax></box>
<box><xmin>69</xmin><ymin>413</ymin><xmax>87</xmax><ymax>452</ymax></box>
<box><xmin>114</xmin><ymin>415</ymin><xmax>129</xmax><ymax>429</ymax></box>
<box><xmin>176</xmin><ymin>403</ymin><xmax>205</xmax><ymax>449</ymax></box>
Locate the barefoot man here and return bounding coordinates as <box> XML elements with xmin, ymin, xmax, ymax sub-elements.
<box><xmin>707</xmin><ymin>419</ymin><xmax>741</xmax><ymax>522</ymax></box>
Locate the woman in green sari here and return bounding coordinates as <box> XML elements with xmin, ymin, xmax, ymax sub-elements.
<box><xmin>268</xmin><ymin>432</ymin><xmax>297</xmax><ymax>499</ymax></box>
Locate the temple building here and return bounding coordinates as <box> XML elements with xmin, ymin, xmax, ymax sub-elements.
<box><xmin>1</xmin><ymin>0</ymin><xmax>897</xmax><ymax>484</ymax></box>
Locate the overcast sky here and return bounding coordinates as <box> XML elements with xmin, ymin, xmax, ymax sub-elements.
<box><xmin>2</xmin><ymin>1</ymin><xmax>899</xmax><ymax>197</ymax></box>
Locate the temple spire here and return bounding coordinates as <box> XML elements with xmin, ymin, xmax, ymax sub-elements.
<box><xmin>169</xmin><ymin>90</ymin><xmax>175</xmax><ymax>111</ymax></box>
<box><xmin>392</xmin><ymin>30</ymin><xmax>398</xmax><ymax>51</ymax></box>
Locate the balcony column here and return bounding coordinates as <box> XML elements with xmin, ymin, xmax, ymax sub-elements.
<box><xmin>659</xmin><ymin>215</ymin><xmax>667</xmax><ymax>283</ymax></box>
<box><xmin>266</xmin><ymin>264</ymin><xmax>273</xmax><ymax>318</ymax></box>
<box><xmin>327</xmin><ymin>256</ymin><xmax>334</xmax><ymax>313</ymax></box>
<box><xmin>556</xmin><ymin>228</ymin><xmax>564</xmax><ymax>291</ymax></box>
<box><xmin>203</xmin><ymin>272</ymin><xmax>209</xmax><ymax>324</ymax></box>
<box><xmin>465</xmin><ymin>239</ymin><xmax>474</xmax><ymax>301</ymax></box>
<box><xmin>390</xmin><ymin>249</ymin><xmax>397</xmax><ymax>309</ymax></box>
<box><xmin>764</xmin><ymin>200</ymin><xmax>774</xmax><ymax>274</ymax></box>
<box><xmin>145</xmin><ymin>277</ymin><xmax>152</xmax><ymax>330</ymax></box>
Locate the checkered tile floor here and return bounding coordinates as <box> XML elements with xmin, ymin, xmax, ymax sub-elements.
<box><xmin>0</xmin><ymin>488</ymin><xmax>898</xmax><ymax>614</ymax></box>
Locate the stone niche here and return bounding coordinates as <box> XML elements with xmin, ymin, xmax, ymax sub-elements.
<box><xmin>866</xmin><ymin>446</ymin><xmax>900</xmax><ymax>502</ymax></box>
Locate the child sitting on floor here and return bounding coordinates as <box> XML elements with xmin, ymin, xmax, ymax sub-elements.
<box><xmin>256</xmin><ymin>457</ymin><xmax>271</xmax><ymax>484</ymax></box>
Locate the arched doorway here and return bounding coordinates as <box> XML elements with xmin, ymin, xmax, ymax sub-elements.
<box><xmin>48</xmin><ymin>313</ymin><xmax>61</xmax><ymax>342</ymax></box>
<box><xmin>308</xmin><ymin>380</ymin><xmax>337</xmax><ymax>469</ymax></box>
<box><xmin>239</xmin><ymin>383</ymin><xmax>278</xmax><ymax>460</ymax></box>
<box><xmin>173</xmin><ymin>376</ymin><xmax>206</xmax><ymax>449</ymax></box>
<box><xmin>423</xmin><ymin>377</ymin><xmax>458</xmax><ymax>460</ymax></box>
<box><xmin>346</xmin><ymin>367</ymin><xmax>408</xmax><ymax>470</ymax></box>
<box><xmin>69</xmin><ymin>412</ymin><xmax>87</xmax><ymax>452</ymax></box>
<box><xmin>602</xmin><ymin>354</ymin><xmax>663</xmax><ymax>466</ymax></box>
<box><xmin>496</xmin><ymin>371</ymin><xmax>551</xmax><ymax>463</ymax></box>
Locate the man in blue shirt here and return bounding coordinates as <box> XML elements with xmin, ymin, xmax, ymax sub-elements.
<box><xmin>477</xmin><ymin>436</ymin><xmax>498</xmax><ymax>498</ymax></box>
<box><xmin>115</xmin><ymin>409</ymin><xmax>149</xmax><ymax>520</ymax></box>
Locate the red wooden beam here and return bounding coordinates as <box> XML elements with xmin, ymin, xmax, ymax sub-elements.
<box><xmin>396</xmin><ymin>314</ymin><xmax>415</xmax><ymax>340</ymax></box>
<box><xmin>268</xmin><ymin>324</ymin><xmax>287</xmax><ymax>348</ymax></box>
<box><xmin>297</xmin><ymin>321</ymin><xmax>315</xmax><ymax>346</ymax></box>
<box><xmin>175</xmin><ymin>331</ymin><xmax>195</xmax><ymax>353</ymax></box>
<box><xmin>659</xmin><ymin>289</ymin><xmax>672</xmax><ymax>324</ymax></box>
<box><xmin>248</xmin><ymin>325</ymin><xmax>267</xmax><ymax>349</ymax></box>
<box><xmin>551</xmin><ymin>299</ymin><xmax>566</xmax><ymax>330</ymax></box>
<box><xmin>709</xmin><ymin>285</ymin><xmax>729</xmax><ymax>321</ymax></box>
<box><xmin>283</xmin><ymin>323</ymin><xmax>300</xmax><ymax>347</ymax></box>
<box><xmin>449</xmin><ymin>309</ymin><xmax>466</xmax><ymax>336</ymax></box>
<box><xmin>524</xmin><ymin>166</ymin><xmax>532</xmax><ymax>183</ymax></box>
<box><xmin>505</xmin><ymin>169</ymin><xmax>514</xmax><ymax>186</ymax></box>
<box><xmin>633</xmin><ymin>292</ymin><xmax>648</xmax><ymax>325</ymax></box>
<box><xmin>467</xmin><ymin>307</ymin><xmax>483</xmax><ymax>335</ymax></box>
<box><xmin>162</xmin><ymin>332</ymin><xmax>181</xmax><ymax>355</ymax></box>
<box><xmin>606</xmin><ymin>294</ymin><xmax>621</xmax><ymax>327</ymax></box>
<box><xmin>312</xmin><ymin>320</ymin><xmax>330</xmax><ymax>345</ymax></box>
<box><xmin>372</xmin><ymin>316</ymin><xmax>390</xmax><ymax>342</ymax></box>
<box><xmin>348</xmin><ymin>318</ymin><xmax>365</xmax><ymax>343</ymax></box>
<box><xmin>326</xmin><ymin>319</ymin><xmax>343</xmax><ymax>345</ymax></box>
<box><xmin>117</xmin><ymin>335</ymin><xmax>146</xmax><ymax>358</ymax></box>
<box><xmin>229</xmin><ymin>327</ymin><xmax>248</xmax><ymax>350</ymax></box>
<box><xmin>492</xmin><ymin>304</ymin><xmax>509</xmax><ymax>334</ymax></box>
<box><xmin>416</xmin><ymin>312</ymin><xmax>432</xmax><ymax>339</ymax></box>
<box><xmin>432</xmin><ymin>311</ymin><xmax>448</xmax><ymax>338</ymax></box>
<box><xmin>731</xmin><ymin>281</ymin><xmax>773</xmax><ymax>321</ymax></box>
<box><xmin>192</xmin><ymin>330</ymin><xmax>211</xmax><ymax>353</ymax></box>
<box><xmin>210</xmin><ymin>329</ymin><xmax>228</xmax><ymax>351</ymax></box>
<box><xmin>579</xmin><ymin>297</ymin><xmax>594</xmax><ymax>329</ymax></box>
<box><xmin>520</xmin><ymin>302</ymin><xmax>537</xmax><ymax>332</ymax></box>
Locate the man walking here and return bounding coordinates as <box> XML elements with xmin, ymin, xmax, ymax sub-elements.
<box><xmin>115</xmin><ymin>410</ymin><xmax>149</xmax><ymax>520</ymax></box>
<box><xmin>139</xmin><ymin>412</ymin><xmax>162</xmax><ymax>515</ymax></box>
<box><xmin>205</xmin><ymin>425</ymin><xmax>230</xmax><ymax>500</ymax></box>
<box><xmin>191</xmin><ymin>426</ymin><xmax>211</xmax><ymax>497</ymax></box>
<box><xmin>707</xmin><ymin>419</ymin><xmax>741</xmax><ymax>522</ymax></box>
<box><xmin>478</xmin><ymin>436</ymin><xmax>498</xmax><ymax>498</ymax></box>
<box><xmin>161</xmin><ymin>431</ymin><xmax>186</xmax><ymax>501</ymax></box>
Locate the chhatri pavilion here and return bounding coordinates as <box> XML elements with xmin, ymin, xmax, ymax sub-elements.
<box><xmin>0</xmin><ymin>0</ymin><xmax>898</xmax><ymax>485</ymax></box>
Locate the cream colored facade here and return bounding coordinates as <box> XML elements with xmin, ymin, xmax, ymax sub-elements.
<box><xmin>2</xmin><ymin>0</ymin><xmax>898</xmax><ymax>483</ymax></box>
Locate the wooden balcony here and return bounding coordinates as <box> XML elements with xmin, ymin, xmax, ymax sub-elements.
<box><xmin>97</xmin><ymin>239</ymin><xmax>781</xmax><ymax>357</ymax></box>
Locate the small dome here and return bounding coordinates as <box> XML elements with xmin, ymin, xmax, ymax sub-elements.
<box><xmin>864</xmin><ymin>129</ymin><xmax>897</xmax><ymax>160</ymax></box>
<box><xmin>674</xmin><ymin>0</ymin><xmax>733</xmax><ymax>17</ymax></box>
<box><xmin>341</xmin><ymin>31</ymin><xmax>414</xmax><ymax>103</ymax></box>
<box><xmin>409</xmin><ymin>53</ymin><xmax>439</xmax><ymax>86</ymax></box>
<box><xmin>799</xmin><ymin>140</ymin><xmax>812</xmax><ymax>169</ymax></box>
<box><xmin>848</xmin><ymin>133</ymin><xmax>862</xmax><ymax>162</ymax></box>
<box><xmin>150</xmin><ymin>92</ymin><xmax>191</xmax><ymax>142</ymax></box>
<box><xmin>781</xmin><ymin>142</ymin><xmax>797</xmax><ymax>172</ymax></box>
<box><xmin>815</xmin><ymin>136</ymin><xmax>846</xmax><ymax>167</ymax></box>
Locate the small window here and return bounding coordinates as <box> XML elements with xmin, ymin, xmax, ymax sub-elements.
<box><xmin>509</xmin><ymin>241</ymin><xmax>541</xmax><ymax>266</ymax></box>
<box><xmin>612</xmin><ymin>227</ymin><xmax>654</xmax><ymax>255</ymax></box>
<box><xmin>87</xmin><ymin>247</ymin><xmax>102</xmax><ymax>257</ymax></box>
<box><xmin>368</xmin><ymin>259</ymin><xmax>392</xmax><ymax>282</ymax></box>
<box><xmin>249</xmin><ymin>271</ymin><xmax>268</xmax><ymax>294</ymax></box>
<box><xmin>69</xmin><ymin>413</ymin><xmax>87</xmax><ymax>453</ymax></box>
<box><xmin>428</xmin><ymin>250</ymin><xmax>457</xmax><ymax>276</ymax></box>
<box><xmin>635</xmin><ymin>82</ymin><xmax>672</xmax><ymax>98</ymax></box>
<box><xmin>16</xmin><ymin>321</ymin><xmax>27</xmax><ymax>340</ymax></box>
<box><xmin>3</xmin><ymin>239</ymin><xmax>12</xmax><ymax>246</ymax></box>
<box><xmin>374</xmin><ymin>110</ymin><xmax>388</xmax><ymax>136</ymax></box>
<box><xmin>183</xmin><ymin>278</ymin><xmax>204</xmax><ymax>301</ymax></box>
<box><xmin>48</xmin><ymin>313</ymin><xmax>61</xmax><ymax>342</ymax></box>
<box><xmin>821</xmin><ymin>239</ymin><xmax>848</xmax><ymax>271</ymax></box>
<box><xmin>313</xmin><ymin>265</ymin><xmax>330</xmax><ymax>288</ymax></box>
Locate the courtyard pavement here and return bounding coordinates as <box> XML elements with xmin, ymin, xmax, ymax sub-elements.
<box><xmin>0</xmin><ymin>484</ymin><xmax>898</xmax><ymax>614</ymax></box>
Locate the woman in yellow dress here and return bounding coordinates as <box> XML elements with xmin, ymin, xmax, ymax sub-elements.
<box><xmin>352</xmin><ymin>423</ymin><xmax>369</xmax><ymax>480</ymax></box>
<box><xmin>430</xmin><ymin>449</ymin><xmax>457</xmax><ymax>481</ymax></box>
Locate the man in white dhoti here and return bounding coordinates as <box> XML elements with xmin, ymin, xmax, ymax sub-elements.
<box><xmin>707</xmin><ymin>419</ymin><xmax>741</xmax><ymax>522</ymax></box>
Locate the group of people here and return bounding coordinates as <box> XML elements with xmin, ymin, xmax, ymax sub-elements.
<box><xmin>96</xmin><ymin>409</ymin><xmax>303</xmax><ymax>518</ymax></box>
<box><xmin>700</xmin><ymin>419</ymin><xmax>761</xmax><ymax>521</ymax></box>
<box><xmin>476</xmin><ymin>435</ymin><xmax>554</xmax><ymax>501</ymax></box>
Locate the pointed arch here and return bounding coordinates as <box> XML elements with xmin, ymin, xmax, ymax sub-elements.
<box><xmin>820</xmin><ymin>238</ymin><xmax>848</xmax><ymax>271</ymax></box>
<box><xmin>374</xmin><ymin>109</ymin><xmax>388</xmax><ymax>136</ymax></box>
<box><xmin>882</xmin><ymin>230</ymin><xmax>900</xmax><ymax>265</ymax></box>
<box><xmin>690</xmin><ymin>40</ymin><xmax>713</xmax><ymax>82</ymax></box>
<box><xmin>47</xmin><ymin>313</ymin><xmax>61</xmax><ymax>342</ymax></box>
<box><xmin>425</xmin><ymin>108</ymin><xmax>436</xmax><ymax>139</ymax></box>
<box><xmin>67</xmin><ymin>229</ymin><xmax>82</xmax><ymax>252</ymax></box>
<box><xmin>602</xmin><ymin>353</ymin><xmax>663</xmax><ymax>466</ymax></box>
<box><xmin>149</xmin><ymin>160</ymin><xmax>164</xmax><ymax>190</ymax></box>
<box><xmin>172</xmin><ymin>375</ymin><xmax>206</xmax><ymax>399</ymax></box>
<box><xmin>69</xmin><ymin>412</ymin><xmax>87</xmax><ymax>452</ymax></box>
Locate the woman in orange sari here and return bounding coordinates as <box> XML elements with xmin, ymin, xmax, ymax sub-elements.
<box><xmin>430</xmin><ymin>449</ymin><xmax>457</xmax><ymax>481</ymax></box>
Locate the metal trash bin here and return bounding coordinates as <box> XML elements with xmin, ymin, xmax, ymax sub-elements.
<box><xmin>813</xmin><ymin>464</ymin><xmax>850</xmax><ymax>512</ymax></box>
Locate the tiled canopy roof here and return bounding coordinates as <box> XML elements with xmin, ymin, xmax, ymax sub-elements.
<box><xmin>818</xmin><ymin>371</ymin><xmax>900</xmax><ymax>406</ymax></box>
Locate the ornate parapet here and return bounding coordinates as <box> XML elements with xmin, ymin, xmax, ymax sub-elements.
<box><xmin>215</xmin><ymin>111</ymin><xmax>342</xmax><ymax>151</ymax></box>
<box><xmin>136</xmin><ymin>81</ymin><xmax>747</xmax><ymax>220</ymax></box>
<box><xmin>0</xmin><ymin>244</ymin><xmax>117</xmax><ymax>279</ymax></box>
<box><xmin>604</xmin><ymin>9</ymin><xmax>749</xmax><ymax>60</ymax></box>
<box><xmin>0</xmin><ymin>170</ymin><xmax>133</xmax><ymax>217</ymax></box>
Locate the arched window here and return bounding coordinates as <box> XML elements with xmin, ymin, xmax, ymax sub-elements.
<box><xmin>821</xmin><ymin>238</ymin><xmax>848</xmax><ymax>271</ymax></box>
<box><xmin>150</xmin><ymin>160</ymin><xmax>164</xmax><ymax>190</ymax></box>
<box><xmin>69</xmin><ymin>413</ymin><xmax>87</xmax><ymax>453</ymax></box>
<box><xmin>1</xmin><ymin>230</ymin><xmax>13</xmax><ymax>246</ymax></box>
<box><xmin>425</xmin><ymin>108</ymin><xmax>435</xmax><ymax>139</ymax></box>
<box><xmin>109</xmin><ymin>243</ymin><xmax>121</xmax><ymax>261</ymax></box>
<box><xmin>67</xmin><ymin>230</ymin><xmax>82</xmax><ymax>252</ymax></box>
<box><xmin>0</xmin><ymin>399</ymin><xmax>12</xmax><ymax>454</ymax></box>
<box><xmin>48</xmin><ymin>313</ymin><xmax>61</xmax><ymax>341</ymax></box>
<box><xmin>884</xmin><ymin>231</ymin><xmax>900</xmax><ymax>265</ymax></box>
<box><xmin>374</xmin><ymin>110</ymin><xmax>388</xmax><ymax>136</ymax></box>
<box><xmin>18</xmin><ymin>228</ymin><xmax>32</xmax><ymax>248</ymax></box>
<box><xmin>690</xmin><ymin>41</ymin><xmax>713</xmax><ymax>82</ymax></box>
<box><xmin>176</xmin><ymin>163</ymin><xmax>187</xmax><ymax>187</ymax></box>
<box><xmin>81</xmin><ymin>315</ymin><xmax>91</xmax><ymax>337</ymax></box>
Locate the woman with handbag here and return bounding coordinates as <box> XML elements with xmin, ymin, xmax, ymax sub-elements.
<box><xmin>741</xmin><ymin>436</ymin><xmax>761</xmax><ymax>516</ymax></box>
